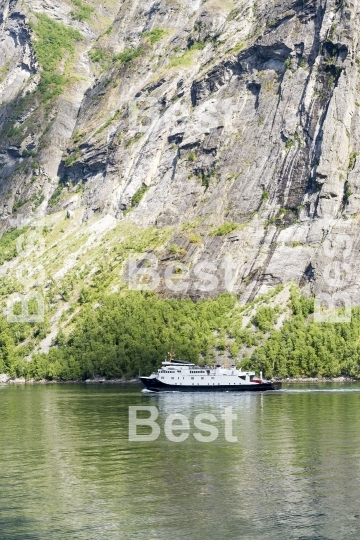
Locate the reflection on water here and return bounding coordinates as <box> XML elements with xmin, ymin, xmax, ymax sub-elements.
<box><xmin>1</xmin><ymin>383</ymin><xmax>360</xmax><ymax>539</ymax></box>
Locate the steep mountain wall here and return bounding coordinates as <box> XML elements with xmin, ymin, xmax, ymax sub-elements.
<box><xmin>1</xmin><ymin>0</ymin><xmax>360</xmax><ymax>307</ymax></box>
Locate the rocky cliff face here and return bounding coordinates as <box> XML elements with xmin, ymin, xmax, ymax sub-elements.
<box><xmin>1</xmin><ymin>0</ymin><xmax>360</xmax><ymax>308</ymax></box>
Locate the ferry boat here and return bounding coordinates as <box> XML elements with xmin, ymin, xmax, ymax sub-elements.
<box><xmin>139</xmin><ymin>358</ymin><xmax>281</xmax><ymax>393</ymax></box>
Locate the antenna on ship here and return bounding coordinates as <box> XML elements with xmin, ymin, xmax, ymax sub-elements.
<box><xmin>167</xmin><ymin>347</ymin><xmax>175</xmax><ymax>363</ymax></box>
<box><xmin>225</xmin><ymin>344</ymin><xmax>229</xmax><ymax>370</ymax></box>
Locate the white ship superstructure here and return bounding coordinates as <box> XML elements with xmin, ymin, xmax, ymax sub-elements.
<box><xmin>140</xmin><ymin>359</ymin><xmax>281</xmax><ymax>392</ymax></box>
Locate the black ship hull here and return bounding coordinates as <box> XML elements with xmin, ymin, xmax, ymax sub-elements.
<box><xmin>139</xmin><ymin>377</ymin><xmax>282</xmax><ymax>392</ymax></box>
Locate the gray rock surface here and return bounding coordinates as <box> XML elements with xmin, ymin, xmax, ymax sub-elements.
<box><xmin>1</xmin><ymin>0</ymin><xmax>360</xmax><ymax>306</ymax></box>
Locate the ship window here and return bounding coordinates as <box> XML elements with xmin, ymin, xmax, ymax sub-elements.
<box><xmin>201</xmin><ymin>377</ymin><xmax>204</xmax><ymax>380</ymax></box>
<box><xmin>161</xmin><ymin>377</ymin><xmax>164</xmax><ymax>379</ymax></box>
<box><xmin>171</xmin><ymin>377</ymin><xmax>174</xmax><ymax>379</ymax></box>
<box><xmin>239</xmin><ymin>376</ymin><xmax>246</xmax><ymax>381</ymax></box>
<box><xmin>191</xmin><ymin>377</ymin><xmax>194</xmax><ymax>380</ymax></box>
<box><xmin>211</xmin><ymin>377</ymin><xmax>215</xmax><ymax>379</ymax></box>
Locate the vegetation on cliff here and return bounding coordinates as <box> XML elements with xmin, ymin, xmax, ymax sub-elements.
<box><xmin>2</xmin><ymin>285</ymin><xmax>360</xmax><ymax>381</ymax></box>
<box><xmin>30</xmin><ymin>14</ymin><xmax>82</xmax><ymax>101</ymax></box>
<box><xmin>246</xmin><ymin>289</ymin><xmax>360</xmax><ymax>378</ymax></box>
<box><xmin>27</xmin><ymin>292</ymin><xmax>238</xmax><ymax>380</ymax></box>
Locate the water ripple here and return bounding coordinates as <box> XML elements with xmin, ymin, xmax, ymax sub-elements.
<box><xmin>1</xmin><ymin>383</ymin><xmax>360</xmax><ymax>539</ymax></box>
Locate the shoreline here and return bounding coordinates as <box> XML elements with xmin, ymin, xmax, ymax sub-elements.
<box><xmin>276</xmin><ymin>376</ymin><xmax>359</xmax><ymax>383</ymax></box>
<box><xmin>1</xmin><ymin>376</ymin><xmax>359</xmax><ymax>385</ymax></box>
<box><xmin>0</xmin><ymin>376</ymin><xmax>141</xmax><ymax>385</ymax></box>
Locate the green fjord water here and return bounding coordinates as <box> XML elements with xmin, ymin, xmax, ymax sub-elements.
<box><xmin>1</xmin><ymin>384</ymin><xmax>360</xmax><ymax>539</ymax></box>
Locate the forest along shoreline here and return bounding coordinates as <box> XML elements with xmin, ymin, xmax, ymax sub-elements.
<box><xmin>0</xmin><ymin>375</ymin><xmax>140</xmax><ymax>385</ymax></box>
<box><xmin>0</xmin><ymin>376</ymin><xmax>359</xmax><ymax>385</ymax></box>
